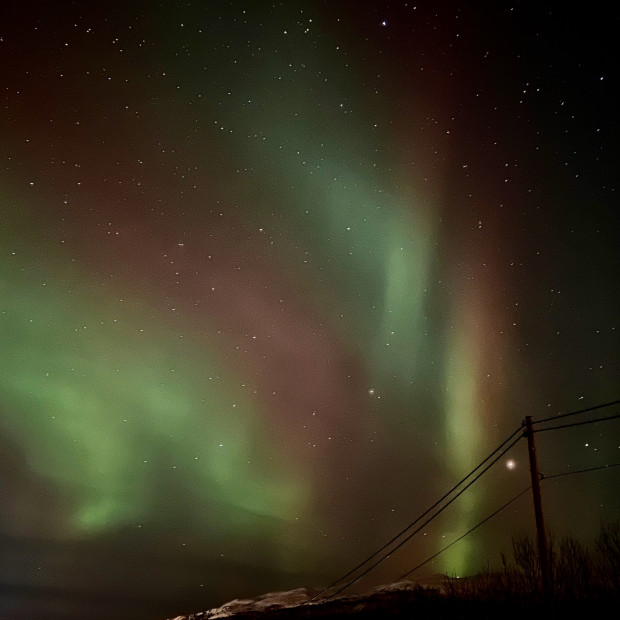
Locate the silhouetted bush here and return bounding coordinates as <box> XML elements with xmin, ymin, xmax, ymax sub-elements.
<box><xmin>443</xmin><ymin>520</ymin><xmax>620</xmax><ymax>605</ymax></box>
<box><xmin>596</xmin><ymin>520</ymin><xmax>620</xmax><ymax>593</ymax></box>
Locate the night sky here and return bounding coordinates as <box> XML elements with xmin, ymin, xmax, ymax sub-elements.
<box><xmin>1</xmin><ymin>1</ymin><xmax>618</xmax><ymax>619</ymax></box>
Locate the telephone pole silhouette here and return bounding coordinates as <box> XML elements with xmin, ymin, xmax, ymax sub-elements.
<box><xmin>524</xmin><ymin>416</ymin><xmax>552</xmax><ymax>605</ymax></box>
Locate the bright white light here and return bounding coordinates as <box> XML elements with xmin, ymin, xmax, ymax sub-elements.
<box><xmin>506</xmin><ymin>459</ymin><xmax>516</xmax><ymax>470</ymax></box>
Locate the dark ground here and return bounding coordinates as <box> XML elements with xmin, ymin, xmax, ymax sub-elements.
<box><xmin>175</xmin><ymin>586</ymin><xmax>619</xmax><ymax>620</ymax></box>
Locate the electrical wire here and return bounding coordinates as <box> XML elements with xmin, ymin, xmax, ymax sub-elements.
<box><xmin>543</xmin><ymin>462</ymin><xmax>620</xmax><ymax>480</ymax></box>
<box><xmin>395</xmin><ymin>461</ymin><xmax>620</xmax><ymax>585</ymax></box>
<box><xmin>533</xmin><ymin>399</ymin><xmax>620</xmax><ymax>425</ymax></box>
<box><xmin>317</xmin><ymin>433</ymin><xmax>524</xmax><ymax>602</ymax></box>
<box><xmin>303</xmin><ymin>424</ymin><xmax>523</xmax><ymax>605</ymax></box>
<box><xmin>302</xmin><ymin>399</ymin><xmax>619</xmax><ymax>607</ymax></box>
<box><xmin>303</xmin><ymin>424</ymin><xmax>524</xmax><ymax>605</ymax></box>
<box><xmin>396</xmin><ymin>460</ymin><xmax>620</xmax><ymax>584</ymax></box>
<box><xmin>534</xmin><ymin>412</ymin><xmax>620</xmax><ymax>433</ymax></box>
<box><xmin>397</xmin><ymin>485</ymin><xmax>531</xmax><ymax>582</ymax></box>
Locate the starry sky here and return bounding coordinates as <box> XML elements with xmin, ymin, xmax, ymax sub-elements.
<box><xmin>1</xmin><ymin>1</ymin><xmax>618</xmax><ymax>618</ymax></box>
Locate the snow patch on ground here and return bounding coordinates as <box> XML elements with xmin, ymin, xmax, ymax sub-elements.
<box><xmin>167</xmin><ymin>580</ymin><xmax>443</xmax><ymax>619</ymax></box>
<box><xmin>172</xmin><ymin>587</ymin><xmax>312</xmax><ymax>619</ymax></box>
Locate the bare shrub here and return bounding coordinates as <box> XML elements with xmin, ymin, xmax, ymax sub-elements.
<box><xmin>596</xmin><ymin>520</ymin><xmax>620</xmax><ymax>593</ymax></box>
<box><xmin>442</xmin><ymin>522</ymin><xmax>620</xmax><ymax>604</ymax></box>
<box><xmin>553</xmin><ymin>536</ymin><xmax>591</xmax><ymax>599</ymax></box>
<box><xmin>511</xmin><ymin>533</ymin><xmax>540</xmax><ymax>596</ymax></box>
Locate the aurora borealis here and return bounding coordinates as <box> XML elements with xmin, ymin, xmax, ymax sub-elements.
<box><xmin>1</xmin><ymin>1</ymin><xmax>618</xmax><ymax>618</ymax></box>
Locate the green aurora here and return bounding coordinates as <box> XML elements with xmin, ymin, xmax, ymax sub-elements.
<box><xmin>1</xmin><ymin>2</ymin><xmax>618</xmax><ymax>619</ymax></box>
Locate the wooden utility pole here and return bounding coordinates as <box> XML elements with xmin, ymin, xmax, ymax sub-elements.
<box><xmin>524</xmin><ymin>415</ymin><xmax>552</xmax><ymax>602</ymax></box>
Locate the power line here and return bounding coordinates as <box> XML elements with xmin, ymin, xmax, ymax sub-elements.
<box><xmin>397</xmin><ymin>461</ymin><xmax>620</xmax><ymax>583</ymax></box>
<box><xmin>534</xmin><ymin>412</ymin><xmax>620</xmax><ymax>433</ymax></box>
<box><xmin>319</xmin><ymin>433</ymin><xmax>523</xmax><ymax>602</ymax></box>
<box><xmin>303</xmin><ymin>424</ymin><xmax>524</xmax><ymax>605</ymax></box>
<box><xmin>397</xmin><ymin>485</ymin><xmax>531</xmax><ymax>582</ymax></box>
<box><xmin>533</xmin><ymin>399</ymin><xmax>620</xmax><ymax>425</ymax></box>
<box><xmin>543</xmin><ymin>462</ymin><xmax>620</xmax><ymax>480</ymax></box>
<box><xmin>305</xmin><ymin>399</ymin><xmax>619</xmax><ymax>607</ymax></box>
